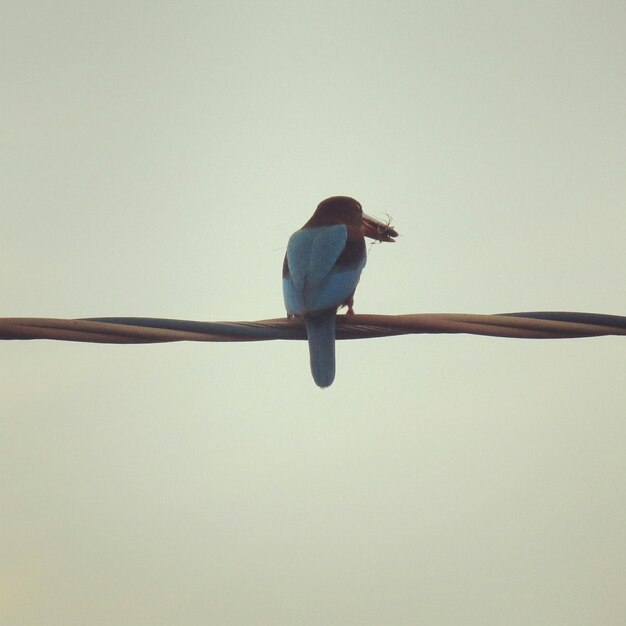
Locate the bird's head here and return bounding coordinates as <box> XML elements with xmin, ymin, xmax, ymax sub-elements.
<box><xmin>305</xmin><ymin>196</ymin><xmax>398</xmax><ymax>242</ymax></box>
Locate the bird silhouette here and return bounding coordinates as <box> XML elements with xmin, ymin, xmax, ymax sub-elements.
<box><xmin>282</xmin><ymin>196</ymin><xmax>397</xmax><ymax>387</ymax></box>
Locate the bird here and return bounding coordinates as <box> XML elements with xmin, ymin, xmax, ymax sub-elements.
<box><xmin>282</xmin><ymin>196</ymin><xmax>398</xmax><ymax>388</ymax></box>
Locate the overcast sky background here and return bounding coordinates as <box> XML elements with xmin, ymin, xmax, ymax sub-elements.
<box><xmin>2</xmin><ymin>2</ymin><xmax>626</xmax><ymax>625</ymax></box>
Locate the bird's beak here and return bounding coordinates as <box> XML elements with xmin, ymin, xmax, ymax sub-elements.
<box><xmin>361</xmin><ymin>213</ymin><xmax>398</xmax><ymax>243</ymax></box>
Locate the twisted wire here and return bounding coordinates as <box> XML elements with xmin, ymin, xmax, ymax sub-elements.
<box><xmin>1</xmin><ymin>312</ymin><xmax>625</xmax><ymax>344</ymax></box>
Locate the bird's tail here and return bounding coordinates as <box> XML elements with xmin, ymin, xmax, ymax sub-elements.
<box><xmin>304</xmin><ymin>309</ymin><xmax>337</xmax><ymax>388</ymax></box>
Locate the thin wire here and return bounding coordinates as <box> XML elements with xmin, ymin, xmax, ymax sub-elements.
<box><xmin>0</xmin><ymin>312</ymin><xmax>625</xmax><ymax>344</ymax></box>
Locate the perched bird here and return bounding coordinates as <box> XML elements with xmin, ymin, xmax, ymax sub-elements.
<box><xmin>282</xmin><ymin>196</ymin><xmax>398</xmax><ymax>388</ymax></box>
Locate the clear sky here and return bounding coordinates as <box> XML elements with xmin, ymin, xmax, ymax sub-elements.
<box><xmin>2</xmin><ymin>2</ymin><xmax>625</xmax><ymax>624</ymax></box>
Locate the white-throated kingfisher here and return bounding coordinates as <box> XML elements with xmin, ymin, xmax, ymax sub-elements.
<box><xmin>282</xmin><ymin>196</ymin><xmax>398</xmax><ymax>388</ymax></box>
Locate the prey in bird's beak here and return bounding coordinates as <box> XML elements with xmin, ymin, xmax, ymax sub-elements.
<box><xmin>361</xmin><ymin>213</ymin><xmax>399</xmax><ymax>243</ymax></box>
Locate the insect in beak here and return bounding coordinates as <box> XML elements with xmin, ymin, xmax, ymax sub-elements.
<box><xmin>361</xmin><ymin>213</ymin><xmax>398</xmax><ymax>243</ymax></box>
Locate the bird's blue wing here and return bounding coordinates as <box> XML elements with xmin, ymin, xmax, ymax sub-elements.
<box><xmin>304</xmin><ymin>262</ymin><xmax>365</xmax><ymax>312</ymax></box>
<box><xmin>283</xmin><ymin>225</ymin><xmax>365</xmax><ymax>315</ymax></box>
<box><xmin>287</xmin><ymin>225</ymin><xmax>347</xmax><ymax>288</ymax></box>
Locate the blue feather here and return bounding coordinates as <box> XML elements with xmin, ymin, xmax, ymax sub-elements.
<box><xmin>283</xmin><ymin>225</ymin><xmax>365</xmax><ymax>315</ymax></box>
<box><xmin>304</xmin><ymin>310</ymin><xmax>336</xmax><ymax>388</ymax></box>
<box><xmin>283</xmin><ymin>221</ymin><xmax>367</xmax><ymax>388</ymax></box>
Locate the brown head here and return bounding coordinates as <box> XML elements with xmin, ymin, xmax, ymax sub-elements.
<box><xmin>303</xmin><ymin>196</ymin><xmax>398</xmax><ymax>242</ymax></box>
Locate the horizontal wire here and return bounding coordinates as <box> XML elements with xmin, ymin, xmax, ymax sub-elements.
<box><xmin>0</xmin><ymin>312</ymin><xmax>625</xmax><ymax>344</ymax></box>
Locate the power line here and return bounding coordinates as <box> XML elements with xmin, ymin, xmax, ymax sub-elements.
<box><xmin>1</xmin><ymin>311</ymin><xmax>625</xmax><ymax>344</ymax></box>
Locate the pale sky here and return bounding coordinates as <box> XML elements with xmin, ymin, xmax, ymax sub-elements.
<box><xmin>2</xmin><ymin>2</ymin><xmax>626</xmax><ymax>625</ymax></box>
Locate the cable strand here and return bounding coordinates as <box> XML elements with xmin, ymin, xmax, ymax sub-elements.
<box><xmin>1</xmin><ymin>312</ymin><xmax>624</xmax><ymax>344</ymax></box>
